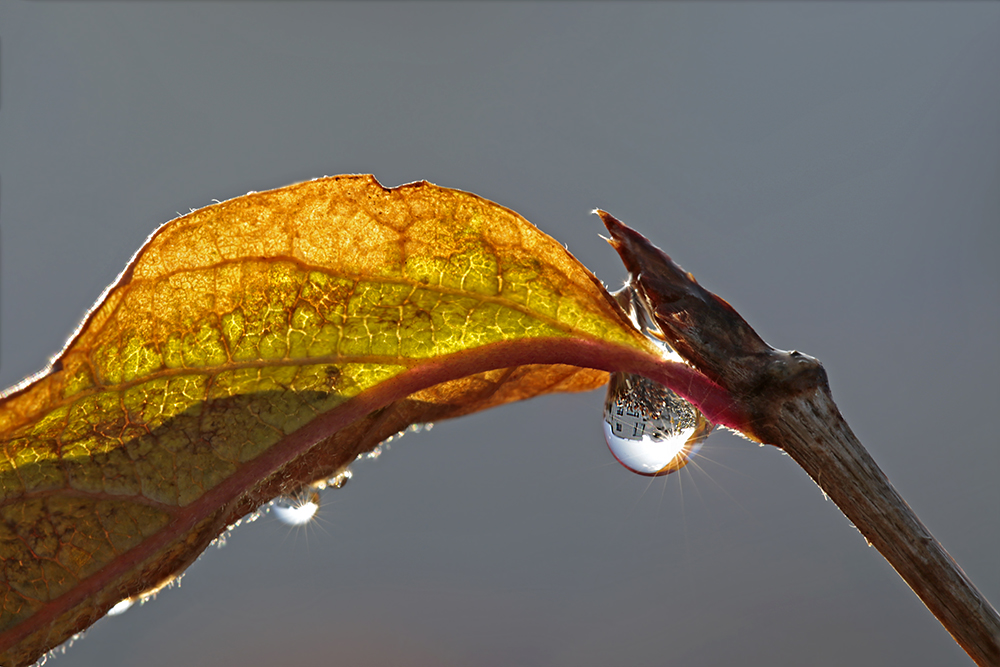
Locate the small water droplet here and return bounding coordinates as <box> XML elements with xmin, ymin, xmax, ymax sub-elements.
<box><xmin>328</xmin><ymin>469</ymin><xmax>353</xmax><ymax>489</ymax></box>
<box><xmin>272</xmin><ymin>490</ymin><xmax>320</xmax><ymax>526</ymax></box>
<box><xmin>603</xmin><ymin>371</ymin><xmax>713</xmax><ymax>476</ymax></box>
<box><xmin>107</xmin><ymin>598</ymin><xmax>134</xmax><ymax>616</ymax></box>
<box><xmin>363</xmin><ymin>442</ymin><xmax>388</xmax><ymax>460</ymax></box>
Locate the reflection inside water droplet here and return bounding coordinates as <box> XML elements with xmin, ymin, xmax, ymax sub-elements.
<box><xmin>603</xmin><ymin>371</ymin><xmax>713</xmax><ymax>476</ymax></box>
<box><xmin>272</xmin><ymin>490</ymin><xmax>320</xmax><ymax>526</ymax></box>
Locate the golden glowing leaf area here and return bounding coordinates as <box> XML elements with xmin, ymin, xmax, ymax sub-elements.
<box><xmin>0</xmin><ymin>175</ymin><xmax>660</xmax><ymax>665</ymax></box>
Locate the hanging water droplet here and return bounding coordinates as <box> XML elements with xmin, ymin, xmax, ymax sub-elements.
<box><xmin>106</xmin><ymin>598</ymin><xmax>134</xmax><ymax>616</ymax></box>
<box><xmin>603</xmin><ymin>371</ymin><xmax>714</xmax><ymax>476</ymax></box>
<box><xmin>272</xmin><ymin>489</ymin><xmax>321</xmax><ymax>526</ymax></box>
<box><xmin>328</xmin><ymin>469</ymin><xmax>353</xmax><ymax>489</ymax></box>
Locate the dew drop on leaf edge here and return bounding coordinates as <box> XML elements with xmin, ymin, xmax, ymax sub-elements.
<box><xmin>106</xmin><ymin>598</ymin><xmax>134</xmax><ymax>616</ymax></box>
<box><xmin>272</xmin><ymin>490</ymin><xmax>321</xmax><ymax>526</ymax></box>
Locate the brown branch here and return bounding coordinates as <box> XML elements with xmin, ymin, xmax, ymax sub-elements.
<box><xmin>598</xmin><ymin>210</ymin><xmax>1000</xmax><ymax>666</ymax></box>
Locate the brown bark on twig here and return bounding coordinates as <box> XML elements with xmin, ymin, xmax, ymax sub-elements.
<box><xmin>598</xmin><ymin>210</ymin><xmax>1000</xmax><ymax>666</ymax></box>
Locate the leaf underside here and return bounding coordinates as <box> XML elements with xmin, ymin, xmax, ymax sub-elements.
<box><xmin>0</xmin><ymin>175</ymin><xmax>690</xmax><ymax>665</ymax></box>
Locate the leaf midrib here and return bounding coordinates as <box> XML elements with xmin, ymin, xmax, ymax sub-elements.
<box><xmin>4</xmin><ymin>255</ymin><xmax>631</xmax><ymax>435</ymax></box>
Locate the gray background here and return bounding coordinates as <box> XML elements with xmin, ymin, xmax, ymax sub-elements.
<box><xmin>1</xmin><ymin>3</ymin><xmax>998</xmax><ymax>666</ymax></box>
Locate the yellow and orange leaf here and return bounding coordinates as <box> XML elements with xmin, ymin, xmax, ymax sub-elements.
<box><xmin>0</xmin><ymin>175</ymin><xmax>740</xmax><ymax>665</ymax></box>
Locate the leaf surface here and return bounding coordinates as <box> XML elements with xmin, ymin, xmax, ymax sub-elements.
<box><xmin>0</xmin><ymin>175</ymin><xmax>733</xmax><ymax>665</ymax></box>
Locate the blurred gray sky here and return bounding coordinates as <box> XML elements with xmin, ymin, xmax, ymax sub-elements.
<box><xmin>1</xmin><ymin>3</ymin><xmax>998</xmax><ymax>666</ymax></box>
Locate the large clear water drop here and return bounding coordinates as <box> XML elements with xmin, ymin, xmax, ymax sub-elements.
<box><xmin>603</xmin><ymin>371</ymin><xmax>714</xmax><ymax>476</ymax></box>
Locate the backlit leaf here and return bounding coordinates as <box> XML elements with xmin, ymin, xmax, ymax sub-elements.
<box><xmin>0</xmin><ymin>175</ymin><xmax>733</xmax><ymax>665</ymax></box>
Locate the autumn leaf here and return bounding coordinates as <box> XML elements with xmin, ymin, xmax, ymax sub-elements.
<box><xmin>0</xmin><ymin>175</ymin><xmax>737</xmax><ymax>665</ymax></box>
